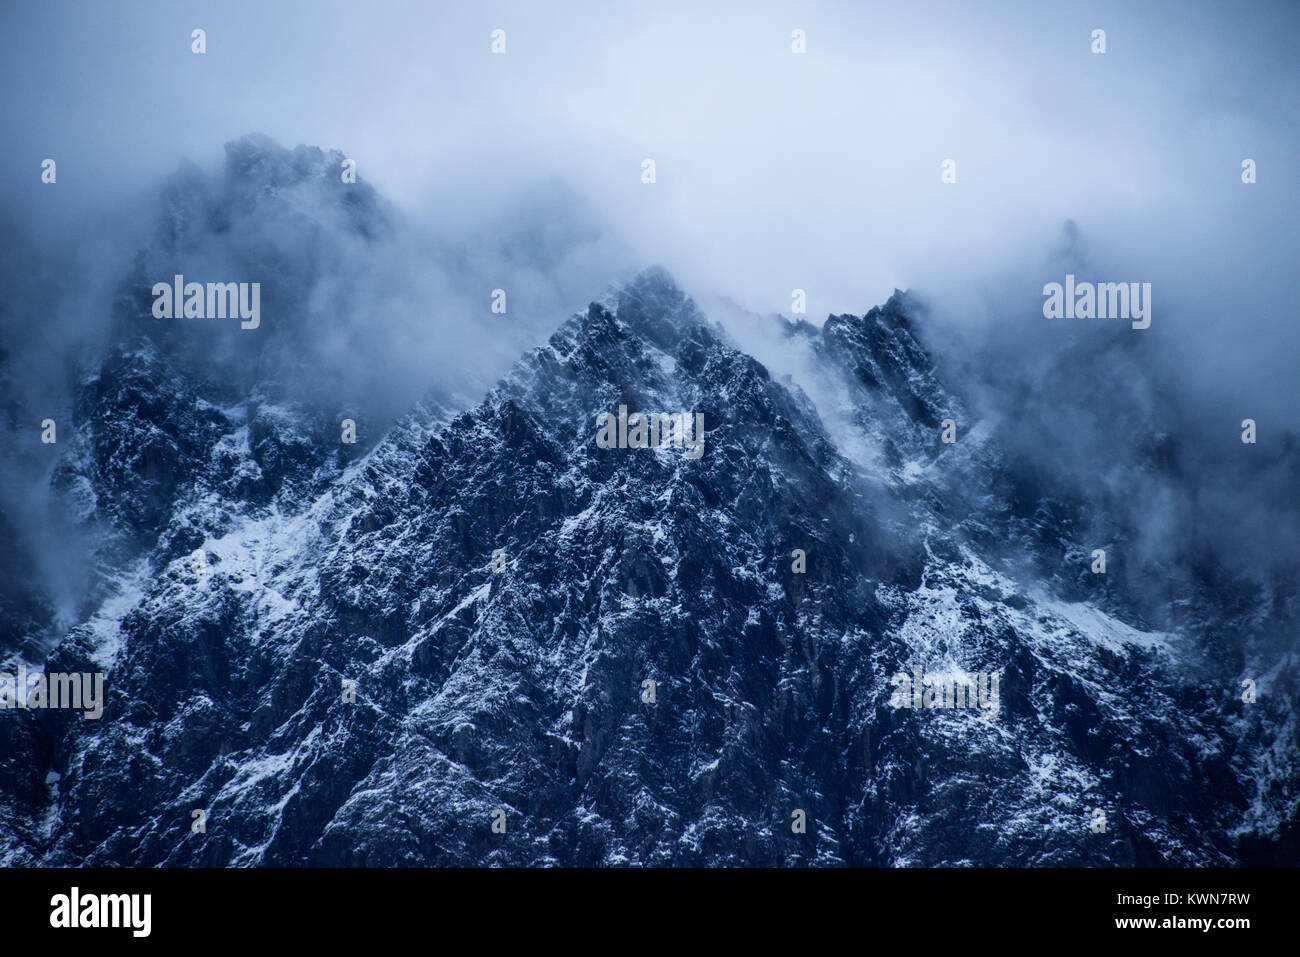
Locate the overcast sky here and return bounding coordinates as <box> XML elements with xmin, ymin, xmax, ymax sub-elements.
<box><xmin>2</xmin><ymin>0</ymin><xmax>1297</xmax><ymax>415</ymax></box>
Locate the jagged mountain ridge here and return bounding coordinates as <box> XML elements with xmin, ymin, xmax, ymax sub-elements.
<box><xmin>2</xmin><ymin>272</ymin><xmax>1287</xmax><ymax>866</ymax></box>
<box><xmin>0</xmin><ymin>140</ymin><xmax>1294</xmax><ymax>866</ymax></box>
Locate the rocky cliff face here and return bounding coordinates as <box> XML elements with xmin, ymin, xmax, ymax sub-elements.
<box><xmin>1</xmin><ymin>138</ymin><xmax>1294</xmax><ymax>867</ymax></box>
